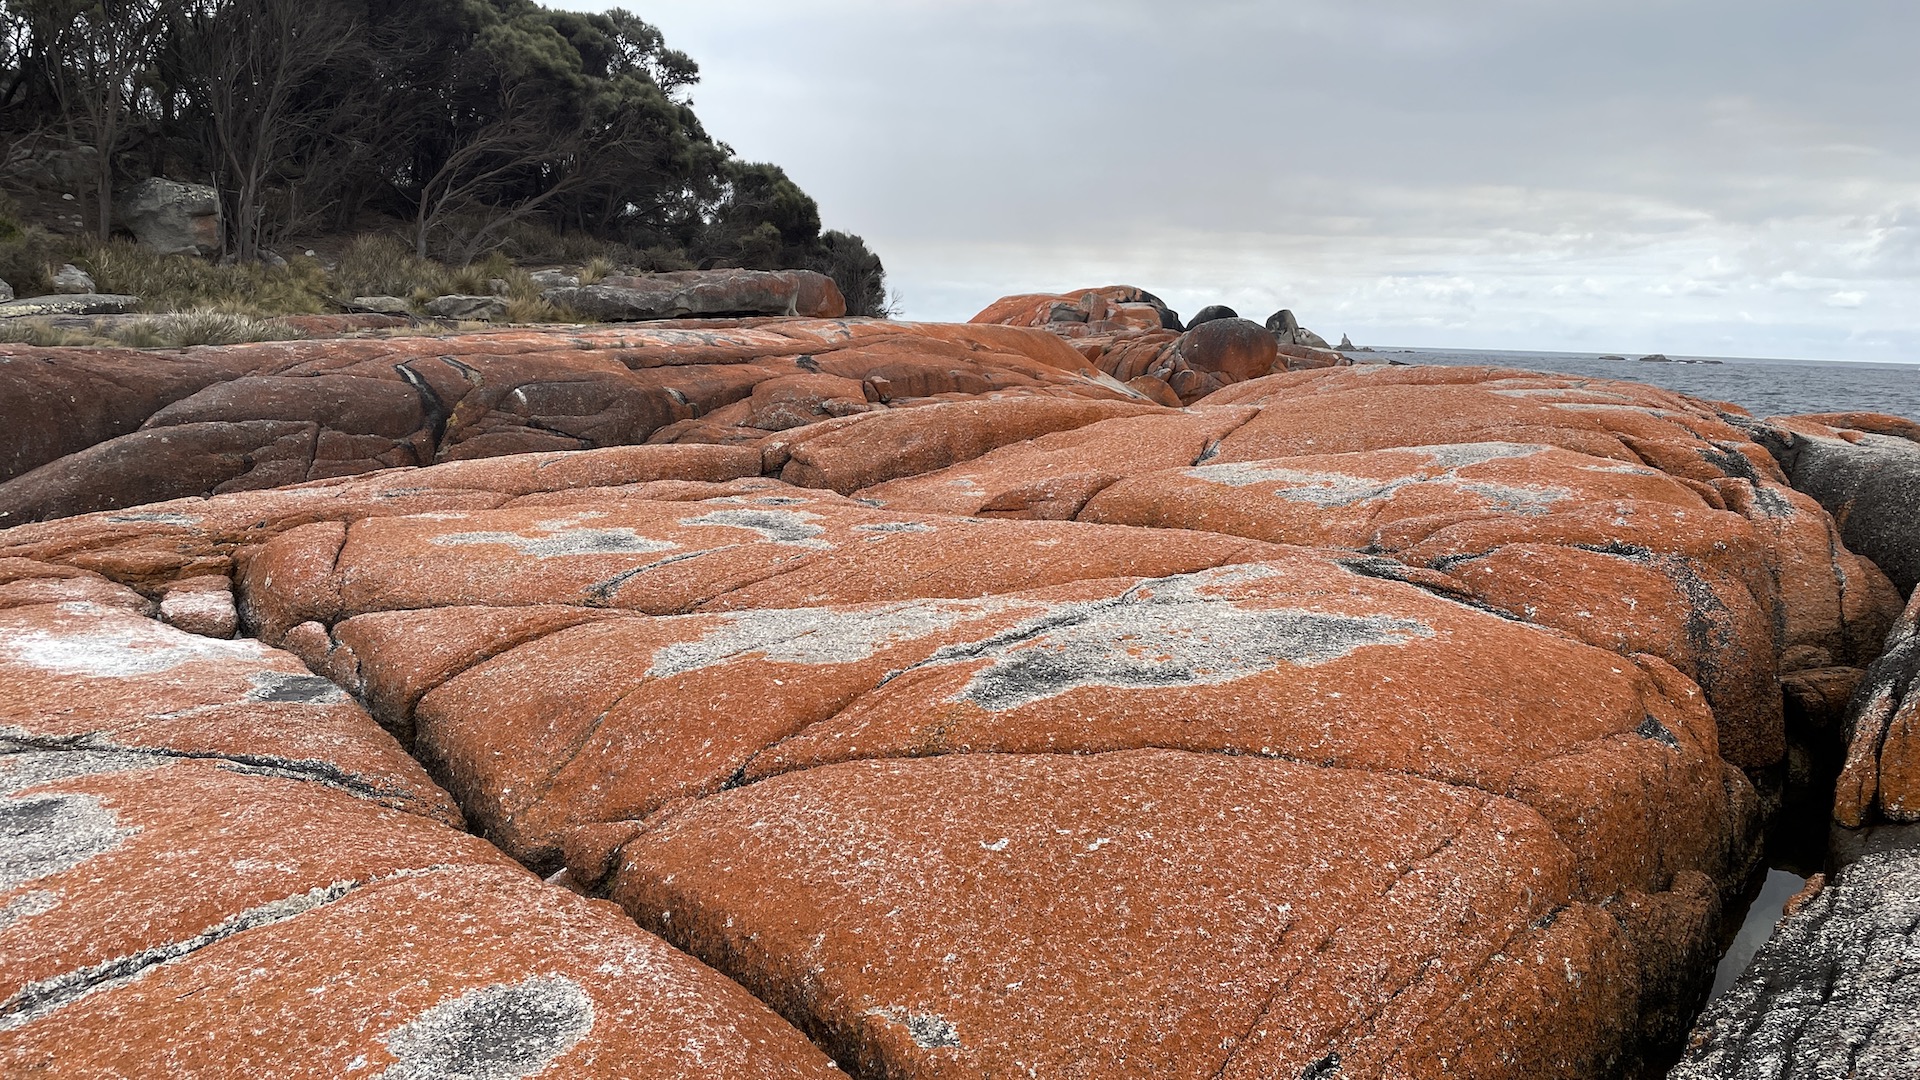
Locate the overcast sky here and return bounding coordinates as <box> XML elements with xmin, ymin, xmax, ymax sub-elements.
<box><xmin>582</xmin><ymin>1</ymin><xmax>1919</xmax><ymax>361</ymax></box>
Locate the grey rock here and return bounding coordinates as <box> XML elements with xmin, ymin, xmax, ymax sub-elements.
<box><xmin>529</xmin><ymin>269</ymin><xmax>580</xmax><ymax>289</ymax></box>
<box><xmin>1188</xmin><ymin>305</ymin><xmax>1239</xmax><ymax>327</ymax></box>
<box><xmin>0</xmin><ymin>294</ymin><xmax>141</xmax><ymax>319</ymax></box>
<box><xmin>0</xmin><ymin>280</ymin><xmax>11</xmax><ymax>304</ymax></box>
<box><xmin>1264</xmin><ymin>308</ymin><xmax>1331</xmax><ymax>349</ymax></box>
<box><xmin>541</xmin><ymin>268</ymin><xmax>843</xmax><ymax>323</ymax></box>
<box><xmin>0</xmin><ymin>144</ymin><xmax>99</xmax><ymax>191</ymax></box>
<box><xmin>488</xmin><ymin>277</ymin><xmax>511</xmax><ymax>297</ymax></box>
<box><xmin>351</xmin><ymin>295</ymin><xmax>414</xmax><ymax>316</ymax></box>
<box><xmin>1670</xmin><ymin>844</ymin><xmax>1920</xmax><ymax>1078</ymax></box>
<box><xmin>1753</xmin><ymin>426</ymin><xmax>1920</xmax><ymax>595</ymax></box>
<box><xmin>425</xmin><ymin>294</ymin><xmax>508</xmax><ymax>321</ymax></box>
<box><xmin>51</xmin><ymin>265</ymin><xmax>94</xmax><ymax>295</ymax></box>
<box><xmin>115</xmin><ymin>177</ymin><xmax>223</xmax><ymax>257</ymax></box>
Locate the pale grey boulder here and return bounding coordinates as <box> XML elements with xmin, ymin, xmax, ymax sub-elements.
<box><xmin>117</xmin><ymin>178</ymin><xmax>223</xmax><ymax>257</ymax></box>
<box><xmin>425</xmin><ymin>294</ymin><xmax>508</xmax><ymax>321</ymax></box>
<box><xmin>51</xmin><ymin>264</ymin><xmax>95</xmax><ymax>294</ymax></box>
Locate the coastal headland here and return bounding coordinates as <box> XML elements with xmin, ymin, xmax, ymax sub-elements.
<box><xmin>2</xmin><ymin>282</ymin><xmax>1917</xmax><ymax>1078</ymax></box>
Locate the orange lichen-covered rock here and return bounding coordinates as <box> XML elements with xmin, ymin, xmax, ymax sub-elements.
<box><xmin>1836</xmin><ymin>589</ymin><xmax>1920</xmax><ymax>825</ymax></box>
<box><xmin>0</xmin><ymin>318</ymin><xmax>1136</xmax><ymax>526</ymax></box>
<box><xmin>0</xmin><ymin>761</ymin><xmax>843</xmax><ymax>1079</ymax></box>
<box><xmin>613</xmin><ymin>750</ymin><xmax>1639</xmax><ymax>1080</ymax></box>
<box><xmin>0</xmin><ymin>599</ymin><xmax>457</xmax><ymax>822</ymax></box>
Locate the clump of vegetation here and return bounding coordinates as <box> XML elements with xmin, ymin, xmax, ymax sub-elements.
<box><xmin>71</xmin><ymin>239</ymin><xmax>331</xmax><ymax>315</ymax></box>
<box><xmin>0</xmin><ymin>318</ymin><xmax>82</xmax><ymax>346</ymax></box>
<box><xmin>0</xmin><ymin>0</ymin><xmax>894</xmax><ymax>315</ymax></box>
<box><xmin>0</xmin><ymin>192</ymin><xmax>57</xmax><ymax>296</ymax></box>
<box><xmin>105</xmin><ymin>311</ymin><xmax>306</xmax><ymax>348</ymax></box>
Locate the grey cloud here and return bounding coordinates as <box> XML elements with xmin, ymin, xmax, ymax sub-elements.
<box><xmin>597</xmin><ymin>1</ymin><xmax>1920</xmax><ymax>359</ymax></box>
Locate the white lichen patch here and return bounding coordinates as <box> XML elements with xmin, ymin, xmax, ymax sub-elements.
<box><xmin>916</xmin><ymin>569</ymin><xmax>1434</xmax><ymax>712</ymax></box>
<box><xmin>0</xmin><ymin>888</ymin><xmax>58</xmax><ymax>932</ymax></box>
<box><xmin>677</xmin><ymin>507</ymin><xmax>830</xmax><ymax>548</ymax></box>
<box><xmin>0</xmin><ymin>615</ymin><xmax>270</xmax><ymax>677</ymax></box>
<box><xmin>851</xmin><ymin>522</ymin><xmax>937</xmax><ymax>534</ymax></box>
<box><xmin>1451</xmin><ymin>482</ymin><xmax>1572</xmax><ymax>514</ymax></box>
<box><xmin>428</xmin><ymin>527</ymin><xmax>678</xmax><ymax>558</ymax></box>
<box><xmin>0</xmin><ymin>790</ymin><xmax>137</xmax><ymax>891</ymax></box>
<box><xmin>101</xmin><ymin>511</ymin><xmax>200</xmax><ymax>526</ymax></box>
<box><xmin>1407</xmin><ymin>442</ymin><xmax>1548</xmax><ymax>469</ymax></box>
<box><xmin>646</xmin><ymin>598</ymin><xmax>1039</xmax><ymax>678</ymax></box>
<box><xmin>378</xmin><ymin>976</ymin><xmax>594</xmax><ymax>1080</ymax></box>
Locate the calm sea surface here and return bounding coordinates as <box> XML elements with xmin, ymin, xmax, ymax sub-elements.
<box><xmin>1373</xmin><ymin>347</ymin><xmax>1920</xmax><ymax>423</ymax></box>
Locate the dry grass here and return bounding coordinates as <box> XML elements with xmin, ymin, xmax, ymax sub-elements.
<box><xmin>0</xmin><ymin>318</ymin><xmax>86</xmax><ymax>346</ymax></box>
<box><xmin>106</xmin><ymin>311</ymin><xmax>307</xmax><ymax>348</ymax></box>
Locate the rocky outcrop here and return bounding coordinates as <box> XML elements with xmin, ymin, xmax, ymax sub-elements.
<box><xmin>545</xmin><ymin>269</ymin><xmax>847</xmax><ymax>321</ymax></box>
<box><xmin>0</xmin><ymin>303</ymin><xmax>1911</xmax><ymax>1076</ymax></box>
<box><xmin>1670</xmin><ymin>846</ymin><xmax>1920</xmax><ymax>1078</ymax></box>
<box><xmin>424</xmin><ymin>294</ymin><xmax>508</xmax><ymax>321</ymax></box>
<box><xmin>115</xmin><ymin>177</ymin><xmax>223</xmax><ymax>257</ymax></box>
<box><xmin>0</xmin><ymin>319</ymin><xmax>1130</xmax><ymax>525</ymax></box>
<box><xmin>1748</xmin><ymin>412</ymin><xmax>1920</xmax><ymax>596</ymax></box>
<box><xmin>50</xmin><ymin>265</ymin><xmax>94</xmax><ymax>295</ymax></box>
<box><xmin>0</xmin><ymin>293</ymin><xmax>139</xmax><ymax>319</ymax></box>
<box><xmin>1835</xmin><ymin>589</ymin><xmax>1920</xmax><ymax>826</ymax></box>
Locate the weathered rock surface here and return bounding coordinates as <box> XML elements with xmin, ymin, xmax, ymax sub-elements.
<box><xmin>1670</xmin><ymin>846</ymin><xmax>1920</xmax><ymax>1078</ymax></box>
<box><xmin>1</xmin><ymin>303</ymin><xmax>1911</xmax><ymax>1077</ymax></box>
<box><xmin>546</xmin><ymin>269</ymin><xmax>847</xmax><ymax>321</ymax></box>
<box><xmin>115</xmin><ymin>177</ymin><xmax>223</xmax><ymax>257</ymax></box>
<box><xmin>1836</xmin><ymin>589</ymin><xmax>1920</xmax><ymax>826</ymax></box>
<box><xmin>424</xmin><ymin>293</ymin><xmax>508</xmax><ymax>321</ymax></box>
<box><xmin>0</xmin><ymin>293</ymin><xmax>140</xmax><ymax>319</ymax></box>
<box><xmin>1748</xmin><ymin>412</ymin><xmax>1920</xmax><ymax>596</ymax></box>
<box><xmin>50</xmin><ymin>264</ymin><xmax>94</xmax><ymax>295</ymax></box>
<box><xmin>0</xmin><ymin>319</ymin><xmax>1132</xmax><ymax>525</ymax></box>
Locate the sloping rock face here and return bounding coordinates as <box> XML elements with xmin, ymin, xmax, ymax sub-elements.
<box><xmin>1834</xmin><ymin>589</ymin><xmax>1920</xmax><ymax>826</ymax></box>
<box><xmin>1743</xmin><ymin>412</ymin><xmax>1920</xmax><ymax>596</ymax></box>
<box><xmin>546</xmin><ymin>269</ymin><xmax>847</xmax><ymax>321</ymax></box>
<box><xmin>1669</xmin><ymin>848</ymin><xmax>1920</xmax><ymax>1078</ymax></box>
<box><xmin>0</xmin><ymin>319</ymin><xmax>1910</xmax><ymax>1077</ymax></box>
<box><xmin>0</xmin><ymin>319</ymin><xmax>1131</xmax><ymax>525</ymax></box>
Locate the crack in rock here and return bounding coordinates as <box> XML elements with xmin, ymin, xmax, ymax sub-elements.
<box><xmin>377</xmin><ymin>975</ymin><xmax>594</xmax><ymax>1080</ymax></box>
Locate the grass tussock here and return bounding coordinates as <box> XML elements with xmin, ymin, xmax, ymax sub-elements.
<box><xmin>0</xmin><ymin>318</ymin><xmax>84</xmax><ymax>346</ymax></box>
<box><xmin>73</xmin><ymin>239</ymin><xmax>332</xmax><ymax>317</ymax></box>
<box><xmin>106</xmin><ymin>311</ymin><xmax>307</xmax><ymax>348</ymax></box>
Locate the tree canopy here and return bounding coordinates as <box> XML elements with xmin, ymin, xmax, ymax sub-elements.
<box><xmin>0</xmin><ymin>0</ymin><xmax>889</xmax><ymax>313</ymax></box>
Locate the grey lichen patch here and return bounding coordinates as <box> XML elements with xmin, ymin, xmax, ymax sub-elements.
<box><xmin>1186</xmin><ymin>444</ymin><xmax>1561</xmax><ymax>511</ymax></box>
<box><xmin>1451</xmin><ymin>481</ymin><xmax>1571</xmax><ymax>514</ymax></box>
<box><xmin>677</xmin><ymin>507</ymin><xmax>830</xmax><ymax>548</ymax></box>
<box><xmin>917</xmin><ymin>569</ymin><xmax>1434</xmax><ymax>712</ymax></box>
<box><xmin>867</xmin><ymin>1007</ymin><xmax>962</xmax><ymax>1050</ymax></box>
<box><xmin>851</xmin><ymin>521</ymin><xmax>937</xmax><ymax>534</ymax></box>
<box><xmin>428</xmin><ymin>527</ymin><xmax>677</xmax><ymax>558</ymax></box>
<box><xmin>0</xmin><ymin>747</ymin><xmax>169</xmax><ymax>795</ymax></box>
<box><xmin>646</xmin><ymin>598</ymin><xmax>1036</xmax><ymax>678</ymax></box>
<box><xmin>101</xmin><ymin>511</ymin><xmax>200</xmax><ymax>526</ymax></box>
<box><xmin>378</xmin><ymin>976</ymin><xmax>594</xmax><ymax>1080</ymax></box>
<box><xmin>0</xmin><ymin>616</ymin><xmax>271</xmax><ymax>678</ymax></box>
<box><xmin>1636</xmin><ymin>714</ymin><xmax>1682</xmax><ymax>749</ymax></box>
<box><xmin>0</xmin><ymin>791</ymin><xmax>136</xmax><ymax>891</ymax></box>
<box><xmin>245</xmin><ymin>670</ymin><xmax>348</xmax><ymax>705</ymax></box>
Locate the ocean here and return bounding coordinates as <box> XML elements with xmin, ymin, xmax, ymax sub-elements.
<box><xmin>1374</xmin><ymin>347</ymin><xmax>1920</xmax><ymax>423</ymax></box>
